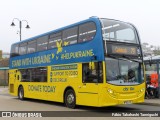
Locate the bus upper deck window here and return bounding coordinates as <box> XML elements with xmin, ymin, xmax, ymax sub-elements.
<box><xmin>78</xmin><ymin>22</ymin><xmax>96</xmax><ymax>43</ymax></box>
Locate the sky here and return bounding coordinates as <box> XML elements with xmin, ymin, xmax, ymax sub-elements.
<box><xmin>0</xmin><ymin>0</ymin><xmax>160</xmax><ymax>52</ymax></box>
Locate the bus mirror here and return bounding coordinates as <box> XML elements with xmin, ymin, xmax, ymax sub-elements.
<box><xmin>89</xmin><ymin>62</ymin><xmax>95</xmax><ymax>70</ymax></box>
<box><xmin>149</xmin><ymin>60</ymin><xmax>152</xmax><ymax>66</ymax></box>
<box><xmin>149</xmin><ymin>56</ymin><xmax>152</xmax><ymax>66</ymax></box>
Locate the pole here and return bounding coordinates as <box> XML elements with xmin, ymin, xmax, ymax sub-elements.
<box><xmin>19</xmin><ymin>21</ymin><xmax>22</xmax><ymax>41</ymax></box>
<box><xmin>157</xmin><ymin>62</ymin><xmax>160</xmax><ymax>98</ymax></box>
<box><xmin>4</xmin><ymin>70</ymin><xmax>6</xmax><ymax>88</ymax></box>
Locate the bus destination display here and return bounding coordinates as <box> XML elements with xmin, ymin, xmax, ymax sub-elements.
<box><xmin>107</xmin><ymin>44</ymin><xmax>138</xmax><ymax>56</ymax></box>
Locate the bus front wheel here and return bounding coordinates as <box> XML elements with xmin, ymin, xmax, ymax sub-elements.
<box><xmin>18</xmin><ymin>86</ymin><xmax>24</xmax><ymax>100</ymax></box>
<box><xmin>65</xmin><ymin>89</ymin><xmax>76</xmax><ymax>108</ymax></box>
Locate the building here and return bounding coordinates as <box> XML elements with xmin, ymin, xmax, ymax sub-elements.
<box><xmin>0</xmin><ymin>50</ymin><xmax>9</xmax><ymax>86</ymax></box>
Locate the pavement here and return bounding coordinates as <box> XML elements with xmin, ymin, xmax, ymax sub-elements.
<box><xmin>143</xmin><ymin>98</ymin><xmax>160</xmax><ymax>106</ymax></box>
<box><xmin>0</xmin><ymin>86</ymin><xmax>8</xmax><ymax>93</ymax></box>
<box><xmin>0</xmin><ymin>86</ymin><xmax>160</xmax><ymax>106</ymax></box>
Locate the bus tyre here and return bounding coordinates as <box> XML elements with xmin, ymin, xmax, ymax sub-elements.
<box><xmin>18</xmin><ymin>86</ymin><xmax>24</xmax><ymax>100</ymax></box>
<box><xmin>65</xmin><ymin>89</ymin><xmax>76</xmax><ymax>108</ymax></box>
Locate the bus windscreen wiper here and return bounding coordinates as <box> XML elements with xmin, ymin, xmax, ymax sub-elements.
<box><xmin>108</xmin><ymin>54</ymin><xmax>118</xmax><ymax>59</ymax></box>
<box><xmin>108</xmin><ymin>54</ymin><xmax>140</xmax><ymax>62</ymax></box>
<box><xmin>121</xmin><ymin>54</ymin><xmax>141</xmax><ymax>63</ymax></box>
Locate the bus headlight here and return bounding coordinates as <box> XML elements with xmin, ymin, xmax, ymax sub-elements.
<box><xmin>139</xmin><ymin>88</ymin><xmax>145</xmax><ymax>92</ymax></box>
<box><xmin>107</xmin><ymin>88</ymin><xmax>117</xmax><ymax>98</ymax></box>
<box><xmin>108</xmin><ymin>89</ymin><xmax>114</xmax><ymax>94</ymax></box>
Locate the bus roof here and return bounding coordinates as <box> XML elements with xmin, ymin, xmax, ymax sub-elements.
<box><xmin>11</xmin><ymin>16</ymin><xmax>100</xmax><ymax>46</ymax></box>
<box><xmin>144</xmin><ymin>55</ymin><xmax>160</xmax><ymax>61</ymax></box>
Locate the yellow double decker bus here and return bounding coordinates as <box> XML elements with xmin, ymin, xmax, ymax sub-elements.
<box><xmin>9</xmin><ymin>17</ymin><xmax>145</xmax><ymax>108</ymax></box>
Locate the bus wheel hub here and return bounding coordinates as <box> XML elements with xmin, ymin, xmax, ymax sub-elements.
<box><xmin>67</xmin><ymin>94</ymin><xmax>74</xmax><ymax>104</ymax></box>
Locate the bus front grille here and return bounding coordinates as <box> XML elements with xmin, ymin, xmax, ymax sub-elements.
<box><xmin>118</xmin><ymin>92</ymin><xmax>137</xmax><ymax>99</ymax></box>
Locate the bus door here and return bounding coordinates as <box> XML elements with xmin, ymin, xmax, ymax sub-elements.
<box><xmin>78</xmin><ymin>62</ymin><xmax>103</xmax><ymax>106</ymax></box>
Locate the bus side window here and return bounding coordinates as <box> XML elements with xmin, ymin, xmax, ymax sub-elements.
<box><xmin>48</xmin><ymin>32</ymin><xmax>62</xmax><ymax>49</ymax></box>
<box><xmin>37</xmin><ymin>35</ymin><xmax>48</xmax><ymax>52</ymax></box>
<box><xmin>62</xmin><ymin>26</ymin><xmax>78</xmax><ymax>46</ymax></box>
<box><xmin>31</xmin><ymin>67</ymin><xmax>47</xmax><ymax>82</ymax></box>
<box><xmin>82</xmin><ymin>62</ymin><xmax>103</xmax><ymax>83</ymax></box>
<box><xmin>20</xmin><ymin>69</ymin><xmax>30</xmax><ymax>82</ymax></box>
<box><xmin>78</xmin><ymin>22</ymin><xmax>96</xmax><ymax>43</ymax></box>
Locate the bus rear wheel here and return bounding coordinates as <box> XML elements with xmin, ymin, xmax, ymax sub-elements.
<box><xmin>18</xmin><ymin>86</ymin><xmax>24</xmax><ymax>100</ymax></box>
<box><xmin>65</xmin><ymin>89</ymin><xmax>76</xmax><ymax>108</ymax></box>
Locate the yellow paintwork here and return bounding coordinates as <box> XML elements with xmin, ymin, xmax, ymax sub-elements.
<box><xmin>9</xmin><ymin>62</ymin><xmax>145</xmax><ymax>107</ymax></box>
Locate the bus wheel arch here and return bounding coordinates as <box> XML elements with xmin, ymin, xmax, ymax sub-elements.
<box><xmin>64</xmin><ymin>87</ymin><xmax>76</xmax><ymax>109</ymax></box>
<box><xmin>18</xmin><ymin>85</ymin><xmax>25</xmax><ymax>100</ymax></box>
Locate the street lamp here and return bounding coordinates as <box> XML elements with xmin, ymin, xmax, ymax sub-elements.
<box><xmin>11</xmin><ymin>18</ymin><xmax>30</xmax><ymax>41</ymax></box>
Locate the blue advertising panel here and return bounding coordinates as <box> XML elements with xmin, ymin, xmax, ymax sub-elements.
<box><xmin>10</xmin><ymin>40</ymin><xmax>104</xmax><ymax>69</ymax></box>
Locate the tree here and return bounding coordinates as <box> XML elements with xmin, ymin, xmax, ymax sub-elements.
<box><xmin>142</xmin><ymin>43</ymin><xmax>154</xmax><ymax>56</ymax></box>
<box><xmin>142</xmin><ymin>42</ymin><xmax>160</xmax><ymax>56</ymax></box>
<box><xmin>153</xmin><ymin>46</ymin><xmax>160</xmax><ymax>55</ymax></box>
<box><xmin>0</xmin><ymin>50</ymin><xmax>2</xmax><ymax>60</ymax></box>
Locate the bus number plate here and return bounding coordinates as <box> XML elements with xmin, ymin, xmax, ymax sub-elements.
<box><xmin>124</xmin><ymin>100</ymin><xmax>132</xmax><ymax>104</ymax></box>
